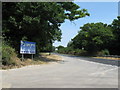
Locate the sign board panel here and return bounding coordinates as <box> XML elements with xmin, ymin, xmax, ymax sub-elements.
<box><xmin>20</xmin><ymin>41</ymin><xmax>36</xmax><ymax>54</ymax></box>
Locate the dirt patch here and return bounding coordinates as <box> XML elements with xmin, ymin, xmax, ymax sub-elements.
<box><xmin>39</xmin><ymin>53</ymin><xmax>62</xmax><ymax>62</ymax></box>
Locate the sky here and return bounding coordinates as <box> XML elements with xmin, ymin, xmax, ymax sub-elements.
<box><xmin>53</xmin><ymin>2</ymin><xmax>118</xmax><ymax>47</ymax></box>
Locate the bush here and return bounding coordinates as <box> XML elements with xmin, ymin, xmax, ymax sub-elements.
<box><xmin>2</xmin><ymin>43</ymin><xmax>17</xmax><ymax>65</ymax></box>
<box><xmin>97</xmin><ymin>49</ymin><xmax>110</xmax><ymax>56</ymax></box>
<box><xmin>73</xmin><ymin>49</ymin><xmax>87</xmax><ymax>56</ymax></box>
<box><xmin>57</xmin><ymin>47</ymin><xmax>88</xmax><ymax>56</ymax></box>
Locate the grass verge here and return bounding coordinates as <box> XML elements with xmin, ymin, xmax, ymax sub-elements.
<box><xmin>2</xmin><ymin>53</ymin><xmax>62</xmax><ymax>70</ymax></box>
<box><xmin>93</xmin><ymin>57</ymin><xmax>120</xmax><ymax>60</ymax></box>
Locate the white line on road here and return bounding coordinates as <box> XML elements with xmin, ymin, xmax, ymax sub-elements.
<box><xmin>90</xmin><ymin>67</ymin><xmax>118</xmax><ymax>76</ymax></box>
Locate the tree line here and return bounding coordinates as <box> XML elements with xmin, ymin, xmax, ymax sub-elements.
<box><xmin>57</xmin><ymin>16</ymin><xmax>120</xmax><ymax>56</ymax></box>
<box><xmin>2</xmin><ymin>2</ymin><xmax>89</xmax><ymax>55</ymax></box>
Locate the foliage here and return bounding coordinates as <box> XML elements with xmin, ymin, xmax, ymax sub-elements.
<box><xmin>53</xmin><ymin>17</ymin><xmax>120</xmax><ymax>56</ymax></box>
<box><xmin>56</xmin><ymin>18</ymin><xmax>119</xmax><ymax>56</ymax></box>
<box><xmin>2</xmin><ymin>41</ymin><xmax>18</xmax><ymax>65</ymax></box>
<box><xmin>97</xmin><ymin>49</ymin><xmax>110</xmax><ymax>56</ymax></box>
<box><xmin>42</xmin><ymin>43</ymin><xmax>55</xmax><ymax>52</ymax></box>
<box><xmin>2</xmin><ymin>2</ymin><xmax>89</xmax><ymax>53</ymax></box>
<box><xmin>56</xmin><ymin>45</ymin><xmax>65</xmax><ymax>50</ymax></box>
<box><xmin>70</xmin><ymin>22</ymin><xmax>114</xmax><ymax>54</ymax></box>
<box><xmin>108</xmin><ymin>16</ymin><xmax>120</xmax><ymax>55</ymax></box>
<box><xmin>57</xmin><ymin>46</ymin><xmax>87</xmax><ymax>56</ymax></box>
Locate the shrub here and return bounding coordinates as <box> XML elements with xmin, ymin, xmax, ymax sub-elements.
<box><xmin>2</xmin><ymin>43</ymin><xmax>17</xmax><ymax>66</ymax></box>
<box><xmin>74</xmin><ymin>49</ymin><xmax>88</xmax><ymax>56</ymax></box>
<box><xmin>57</xmin><ymin>47</ymin><xmax>88</xmax><ymax>56</ymax></box>
<box><xmin>97</xmin><ymin>49</ymin><xmax>110</xmax><ymax>56</ymax></box>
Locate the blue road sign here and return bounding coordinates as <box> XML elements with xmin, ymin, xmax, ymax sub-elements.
<box><xmin>20</xmin><ymin>41</ymin><xmax>36</xmax><ymax>54</ymax></box>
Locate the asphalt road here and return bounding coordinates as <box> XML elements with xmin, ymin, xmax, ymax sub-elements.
<box><xmin>1</xmin><ymin>54</ymin><xmax>118</xmax><ymax>88</ymax></box>
<box><xmin>58</xmin><ymin>54</ymin><xmax>119</xmax><ymax>66</ymax></box>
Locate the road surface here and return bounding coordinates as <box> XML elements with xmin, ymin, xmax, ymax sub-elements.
<box><xmin>1</xmin><ymin>54</ymin><xmax>118</xmax><ymax>88</ymax></box>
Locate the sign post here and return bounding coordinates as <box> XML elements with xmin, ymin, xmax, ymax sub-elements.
<box><xmin>22</xmin><ymin>54</ymin><xmax>24</xmax><ymax>61</ymax></box>
<box><xmin>32</xmin><ymin>54</ymin><xmax>33</xmax><ymax>60</ymax></box>
<box><xmin>20</xmin><ymin>41</ymin><xmax>36</xmax><ymax>60</ymax></box>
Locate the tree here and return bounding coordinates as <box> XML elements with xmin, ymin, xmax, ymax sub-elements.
<box><xmin>71</xmin><ymin>23</ymin><xmax>114</xmax><ymax>54</ymax></box>
<box><xmin>109</xmin><ymin>16</ymin><xmax>120</xmax><ymax>55</ymax></box>
<box><xmin>56</xmin><ymin>45</ymin><xmax>65</xmax><ymax>50</ymax></box>
<box><xmin>67</xmin><ymin>41</ymin><xmax>74</xmax><ymax>48</ymax></box>
<box><xmin>2</xmin><ymin>2</ymin><xmax>90</xmax><ymax>53</ymax></box>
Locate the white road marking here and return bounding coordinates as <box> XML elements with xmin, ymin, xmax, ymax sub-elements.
<box><xmin>90</xmin><ymin>67</ymin><xmax>118</xmax><ymax>75</ymax></box>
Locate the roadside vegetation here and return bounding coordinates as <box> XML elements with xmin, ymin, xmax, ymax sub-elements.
<box><xmin>2</xmin><ymin>2</ymin><xmax>89</xmax><ymax>69</ymax></box>
<box><xmin>93</xmin><ymin>57</ymin><xmax>120</xmax><ymax>60</ymax></box>
<box><xmin>57</xmin><ymin>16</ymin><xmax>120</xmax><ymax>57</ymax></box>
<box><xmin>2</xmin><ymin>42</ymin><xmax>61</xmax><ymax>69</ymax></box>
<box><xmin>2</xmin><ymin>2</ymin><xmax>120</xmax><ymax>69</ymax></box>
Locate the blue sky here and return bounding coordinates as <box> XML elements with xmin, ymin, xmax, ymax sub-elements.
<box><xmin>53</xmin><ymin>2</ymin><xmax>118</xmax><ymax>47</ymax></box>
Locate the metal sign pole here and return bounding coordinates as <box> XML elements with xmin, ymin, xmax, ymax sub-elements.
<box><xmin>32</xmin><ymin>54</ymin><xmax>33</xmax><ymax>60</ymax></box>
<box><xmin>22</xmin><ymin>54</ymin><xmax>24</xmax><ymax>61</ymax></box>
